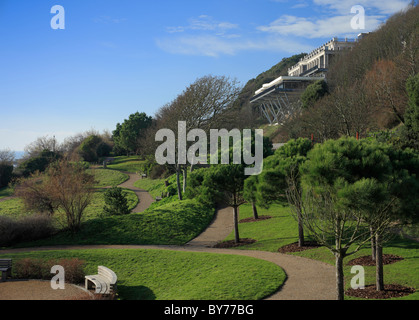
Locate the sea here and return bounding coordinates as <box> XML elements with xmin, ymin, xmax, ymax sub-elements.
<box><xmin>14</xmin><ymin>151</ymin><xmax>25</xmax><ymax>160</ymax></box>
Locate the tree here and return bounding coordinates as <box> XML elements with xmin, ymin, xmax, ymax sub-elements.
<box><xmin>17</xmin><ymin>149</ymin><xmax>62</xmax><ymax>177</ymax></box>
<box><xmin>113</xmin><ymin>112</ymin><xmax>153</xmax><ymax>155</ymax></box>
<box><xmin>102</xmin><ymin>187</ymin><xmax>130</xmax><ymax>216</ymax></box>
<box><xmin>46</xmin><ymin>160</ymin><xmax>96</xmax><ymax>232</ymax></box>
<box><xmin>203</xmin><ymin>164</ymin><xmax>247</xmax><ymax>244</ymax></box>
<box><xmin>301</xmin><ymin>79</ymin><xmax>329</xmax><ymax>109</ymax></box>
<box><xmin>155</xmin><ymin>75</ymin><xmax>242</xmax><ymax>200</ymax></box>
<box><xmin>364</xmin><ymin>59</ymin><xmax>408</xmax><ymax>126</ymax></box>
<box><xmin>243</xmin><ymin>176</ymin><xmax>259</xmax><ymax>220</ymax></box>
<box><xmin>401</xmin><ymin>73</ymin><xmax>419</xmax><ymax>150</ymax></box>
<box><xmin>77</xmin><ymin>135</ymin><xmax>112</xmax><ymax>163</ymax></box>
<box><xmin>357</xmin><ymin>144</ymin><xmax>419</xmax><ymax>290</ymax></box>
<box><xmin>23</xmin><ymin>135</ymin><xmax>60</xmax><ymax>159</ymax></box>
<box><xmin>0</xmin><ymin>149</ymin><xmax>15</xmax><ymax>188</ymax></box>
<box><xmin>253</xmin><ymin>138</ymin><xmax>313</xmax><ymax>247</ymax></box>
<box><xmin>299</xmin><ymin>137</ymin><xmax>419</xmax><ymax>299</ymax></box>
<box><xmin>15</xmin><ymin>172</ymin><xmax>59</xmax><ymax>216</ymax></box>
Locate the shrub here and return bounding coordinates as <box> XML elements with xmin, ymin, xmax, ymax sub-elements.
<box><xmin>0</xmin><ymin>214</ymin><xmax>56</xmax><ymax>247</ymax></box>
<box><xmin>149</xmin><ymin>164</ymin><xmax>168</xmax><ymax>179</ymax></box>
<box><xmin>0</xmin><ymin>163</ymin><xmax>13</xmax><ymax>188</ymax></box>
<box><xmin>14</xmin><ymin>258</ymin><xmax>85</xmax><ymax>284</ymax></box>
<box><xmin>103</xmin><ymin>187</ymin><xmax>130</xmax><ymax>216</ymax></box>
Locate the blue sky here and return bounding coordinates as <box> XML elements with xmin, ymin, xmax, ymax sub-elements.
<box><xmin>0</xmin><ymin>0</ymin><xmax>412</xmax><ymax>152</ymax></box>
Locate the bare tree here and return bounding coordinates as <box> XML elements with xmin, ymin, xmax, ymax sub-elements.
<box><xmin>155</xmin><ymin>75</ymin><xmax>242</xmax><ymax>199</ymax></box>
<box><xmin>23</xmin><ymin>135</ymin><xmax>60</xmax><ymax>159</ymax></box>
<box><xmin>16</xmin><ymin>160</ymin><xmax>96</xmax><ymax>232</ymax></box>
<box><xmin>0</xmin><ymin>149</ymin><xmax>15</xmax><ymax>164</ymax></box>
<box><xmin>364</xmin><ymin>59</ymin><xmax>408</xmax><ymax>125</ymax></box>
<box><xmin>47</xmin><ymin>160</ymin><xmax>96</xmax><ymax>232</ymax></box>
<box><xmin>15</xmin><ymin>172</ymin><xmax>59</xmax><ymax>216</ymax></box>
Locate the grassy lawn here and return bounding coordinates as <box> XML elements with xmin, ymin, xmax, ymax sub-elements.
<box><xmin>82</xmin><ymin>188</ymin><xmax>139</xmax><ymax>219</ymax></box>
<box><xmin>134</xmin><ymin>177</ymin><xmax>167</xmax><ymax>199</ymax></box>
<box><xmin>0</xmin><ymin>248</ymin><xmax>286</xmax><ymax>300</ymax></box>
<box><xmin>221</xmin><ymin>202</ymin><xmax>305</xmax><ymax>252</ymax></box>
<box><xmin>0</xmin><ymin>188</ymin><xmax>138</xmax><ymax>222</ymax></box>
<box><xmin>0</xmin><ymin>186</ymin><xmax>14</xmax><ymax>199</ymax></box>
<box><xmin>107</xmin><ymin>156</ymin><xmax>146</xmax><ymax>173</ymax></box>
<box><xmin>222</xmin><ymin>202</ymin><xmax>419</xmax><ymax>300</ymax></box>
<box><xmin>88</xmin><ymin>168</ymin><xmax>129</xmax><ymax>187</ymax></box>
<box><xmin>20</xmin><ymin>199</ymin><xmax>214</xmax><ymax>247</ymax></box>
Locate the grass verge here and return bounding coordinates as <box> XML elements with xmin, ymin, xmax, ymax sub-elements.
<box><xmin>0</xmin><ymin>248</ymin><xmax>286</xmax><ymax>300</ymax></box>
<box><xmin>222</xmin><ymin>202</ymin><xmax>419</xmax><ymax>300</ymax></box>
<box><xmin>14</xmin><ymin>199</ymin><xmax>214</xmax><ymax>247</ymax></box>
<box><xmin>107</xmin><ymin>156</ymin><xmax>145</xmax><ymax>173</ymax></box>
<box><xmin>88</xmin><ymin>168</ymin><xmax>129</xmax><ymax>187</ymax></box>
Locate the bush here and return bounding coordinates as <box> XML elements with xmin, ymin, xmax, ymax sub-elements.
<box><xmin>0</xmin><ymin>163</ymin><xmax>13</xmax><ymax>188</ymax></box>
<box><xmin>17</xmin><ymin>150</ymin><xmax>62</xmax><ymax>177</ymax></box>
<box><xmin>0</xmin><ymin>214</ymin><xmax>56</xmax><ymax>247</ymax></box>
<box><xmin>14</xmin><ymin>258</ymin><xmax>85</xmax><ymax>284</ymax></box>
<box><xmin>149</xmin><ymin>164</ymin><xmax>168</xmax><ymax>179</ymax></box>
<box><xmin>103</xmin><ymin>187</ymin><xmax>130</xmax><ymax>216</ymax></box>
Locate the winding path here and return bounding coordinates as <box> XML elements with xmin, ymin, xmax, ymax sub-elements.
<box><xmin>0</xmin><ymin>172</ymin><xmax>336</xmax><ymax>300</ymax></box>
<box><xmin>118</xmin><ymin>172</ymin><xmax>155</xmax><ymax>213</ymax></box>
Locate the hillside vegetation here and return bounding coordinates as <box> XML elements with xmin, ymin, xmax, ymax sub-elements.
<box><xmin>250</xmin><ymin>6</ymin><xmax>419</xmax><ymax>144</ymax></box>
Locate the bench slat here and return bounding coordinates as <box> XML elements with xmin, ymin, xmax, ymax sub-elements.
<box><xmin>85</xmin><ymin>266</ymin><xmax>117</xmax><ymax>294</ymax></box>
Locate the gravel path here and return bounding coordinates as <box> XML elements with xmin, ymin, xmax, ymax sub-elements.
<box><xmin>0</xmin><ymin>172</ymin><xmax>336</xmax><ymax>300</ymax></box>
<box><xmin>118</xmin><ymin>172</ymin><xmax>155</xmax><ymax>213</ymax></box>
<box><xmin>0</xmin><ymin>280</ymin><xmax>90</xmax><ymax>300</ymax></box>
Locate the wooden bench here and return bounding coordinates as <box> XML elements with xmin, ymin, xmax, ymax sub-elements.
<box><xmin>0</xmin><ymin>259</ymin><xmax>12</xmax><ymax>282</ymax></box>
<box><xmin>155</xmin><ymin>196</ymin><xmax>162</xmax><ymax>202</ymax></box>
<box><xmin>85</xmin><ymin>266</ymin><xmax>117</xmax><ymax>295</ymax></box>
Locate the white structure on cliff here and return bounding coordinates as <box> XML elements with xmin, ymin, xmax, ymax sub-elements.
<box><xmin>251</xmin><ymin>35</ymin><xmax>366</xmax><ymax>125</ymax></box>
<box><xmin>287</xmin><ymin>37</ymin><xmax>358</xmax><ymax>77</ymax></box>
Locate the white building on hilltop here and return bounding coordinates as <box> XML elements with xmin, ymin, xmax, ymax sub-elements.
<box><xmin>250</xmin><ymin>34</ymin><xmax>368</xmax><ymax>125</ymax></box>
<box><xmin>288</xmin><ymin>35</ymin><xmax>367</xmax><ymax>77</ymax></box>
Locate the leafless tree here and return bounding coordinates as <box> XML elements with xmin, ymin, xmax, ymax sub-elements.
<box><xmin>16</xmin><ymin>160</ymin><xmax>95</xmax><ymax>232</ymax></box>
<box><xmin>23</xmin><ymin>136</ymin><xmax>60</xmax><ymax>159</ymax></box>
<box><xmin>155</xmin><ymin>75</ymin><xmax>242</xmax><ymax>199</ymax></box>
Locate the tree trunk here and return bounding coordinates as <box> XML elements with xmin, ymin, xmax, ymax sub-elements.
<box><xmin>252</xmin><ymin>202</ymin><xmax>259</xmax><ymax>220</ymax></box>
<box><xmin>183</xmin><ymin>166</ymin><xmax>187</xmax><ymax>193</ymax></box>
<box><xmin>297</xmin><ymin>207</ymin><xmax>305</xmax><ymax>247</ymax></box>
<box><xmin>376</xmin><ymin>233</ymin><xmax>384</xmax><ymax>291</ymax></box>
<box><xmin>370</xmin><ymin>226</ymin><xmax>376</xmax><ymax>261</ymax></box>
<box><xmin>233</xmin><ymin>206</ymin><xmax>240</xmax><ymax>244</ymax></box>
<box><xmin>335</xmin><ymin>252</ymin><xmax>345</xmax><ymax>300</ymax></box>
<box><xmin>176</xmin><ymin>165</ymin><xmax>182</xmax><ymax>201</ymax></box>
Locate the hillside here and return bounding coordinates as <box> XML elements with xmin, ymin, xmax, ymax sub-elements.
<box><xmin>264</xmin><ymin>5</ymin><xmax>419</xmax><ymax>143</ymax></box>
<box><xmin>235</xmin><ymin>53</ymin><xmax>306</xmax><ymax>128</ymax></box>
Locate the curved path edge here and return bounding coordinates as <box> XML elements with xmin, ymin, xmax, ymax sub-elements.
<box><xmin>0</xmin><ymin>243</ymin><xmax>336</xmax><ymax>300</ymax></box>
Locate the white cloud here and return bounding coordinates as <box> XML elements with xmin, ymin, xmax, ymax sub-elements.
<box><xmin>313</xmin><ymin>0</ymin><xmax>411</xmax><ymax>15</ymax></box>
<box><xmin>257</xmin><ymin>0</ymin><xmax>412</xmax><ymax>39</ymax></box>
<box><xmin>157</xmin><ymin>1</ymin><xmax>413</xmax><ymax>57</ymax></box>
<box><xmin>258</xmin><ymin>13</ymin><xmax>384</xmax><ymax>39</ymax></box>
<box><xmin>166</xmin><ymin>15</ymin><xmax>239</xmax><ymax>35</ymax></box>
<box><xmin>156</xmin><ymin>34</ymin><xmax>313</xmax><ymax>58</ymax></box>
